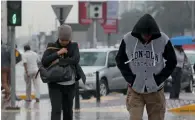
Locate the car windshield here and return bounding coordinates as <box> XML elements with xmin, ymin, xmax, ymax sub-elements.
<box><xmin>79</xmin><ymin>52</ymin><xmax>107</xmax><ymax>66</ymax></box>
<box><xmin>186</xmin><ymin>53</ymin><xmax>195</xmax><ymax>65</ymax></box>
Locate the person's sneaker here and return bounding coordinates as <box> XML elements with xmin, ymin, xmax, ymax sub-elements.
<box><xmin>35</xmin><ymin>98</ymin><xmax>40</xmax><ymax>103</ymax></box>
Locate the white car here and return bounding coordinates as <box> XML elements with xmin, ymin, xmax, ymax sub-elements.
<box><xmin>78</xmin><ymin>48</ymin><xmax>127</xmax><ymax>99</ymax></box>
<box><xmin>185</xmin><ymin>50</ymin><xmax>195</xmax><ymax>81</ymax></box>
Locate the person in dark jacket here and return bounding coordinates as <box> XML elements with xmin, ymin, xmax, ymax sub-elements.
<box><xmin>170</xmin><ymin>45</ymin><xmax>185</xmax><ymax>99</ymax></box>
<box><xmin>41</xmin><ymin>24</ymin><xmax>80</xmax><ymax>120</ymax></box>
<box><xmin>1</xmin><ymin>41</ymin><xmax>11</xmax><ymax>100</ymax></box>
<box><xmin>1</xmin><ymin>41</ymin><xmax>22</xmax><ymax>101</ymax></box>
<box><xmin>115</xmin><ymin>14</ymin><xmax>177</xmax><ymax>120</ymax></box>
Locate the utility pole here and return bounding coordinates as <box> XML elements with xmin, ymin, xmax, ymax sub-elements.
<box><xmin>107</xmin><ymin>33</ymin><xmax>111</xmax><ymax>47</ymax></box>
<box><xmin>93</xmin><ymin>20</ymin><xmax>97</xmax><ymax>48</ymax></box>
<box><xmin>55</xmin><ymin>18</ymin><xmax>58</xmax><ymax>30</ymax></box>
<box><xmin>6</xmin><ymin>1</ymin><xmax>22</xmax><ymax>110</ymax></box>
<box><xmin>10</xmin><ymin>26</ymin><xmax>16</xmax><ymax>107</ymax></box>
<box><xmin>60</xmin><ymin>8</ymin><xmax>64</xmax><ymax>25</ymax></box>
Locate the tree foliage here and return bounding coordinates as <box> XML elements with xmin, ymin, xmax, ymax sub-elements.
<box><xmin>146</xmin><ymin>1</ymin><xmax>193</xmax><ymax>37</ymax></box>
<box><xmin>119</xmin><ymin>1</ymin><xmax>195</xmax><ymax>37</ymax></box>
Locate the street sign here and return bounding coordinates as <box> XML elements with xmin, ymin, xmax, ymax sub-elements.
<box><xmin>107</xmin><ymin>1</ymin><xmax>119</xmax><ymax>19</ymax></box>
<box><xmin>102</xmin><ymin>19</ymin><xmax>118</xmax><ymax>33</ymax></box>
<box><xmin>51</xmin><ymin>5</ymin><xmax>73</xmax><ymax>25</ymax></box>
<box><xmin>102</xmin><ymin>1</ymin><xmax>119</xmax><ymax>33</ymax></box>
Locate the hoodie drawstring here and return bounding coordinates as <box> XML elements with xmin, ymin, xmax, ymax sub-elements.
<box><xmin>151</xmin><ymin>41</ymin><xmax>156</xmax><ymax>66</ymax></box>
<box><xmin>125</xmin><ymin>39</ymin><xmax>138</xmax><ymax>64</ymax></box>
<box><xmin>125</xmin><ymin>39</ymin><xmax>156</xmax><ymax>66</ymax></box>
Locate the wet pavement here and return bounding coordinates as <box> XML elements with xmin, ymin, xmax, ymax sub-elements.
<box><xmin>1</xmin><ymin>63</ymin><xmax>194</xmax><ymax>120</ymax></box>
<box><xmin>2</xmin><ymin>93</ymin><xmax>195</xmax><ymax>120</ymax></box>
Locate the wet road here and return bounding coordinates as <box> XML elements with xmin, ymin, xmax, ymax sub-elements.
<box><xmin>2</xmin><ymin>93</ymin><xmax>195</xmax><ymax>120</ymax></box>
<box><xmin>1</xmin><ymin>58</ymin><xmax>194</xmax><ymax>120</ymax></box>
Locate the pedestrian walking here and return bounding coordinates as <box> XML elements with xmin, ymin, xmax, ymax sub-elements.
<box><xmin>1</xmin><ymin>41</ymin><xmax>11</xmax><ymax>101</ymax></box>
<box><xmin>170</xmin><ymin>45</ymin><xmax>185</xmax><ymax>99</ymax></box>
<box><xmin>1</xmin><ymin>41</ymin><xmax>22</xmax><ymax>101</ymax></box>
<box><xmin>23</xmin><ymin>45</ymin><xmax>40</xmax><ymax>102</ymax></box>
<box><xmin>41</xmin><ymin>24</ymin><xmax>85</xmax><ymax>120</ymax></box>
<box><xmin>115</xmin><ymin>14</ymin><xmax>177</xmax><ymax>120</ymax></box>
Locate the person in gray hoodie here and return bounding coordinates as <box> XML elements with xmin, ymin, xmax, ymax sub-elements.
<box><xmin>115</xmin><ymin>14</ymin><xmax>177</xmax><ymax>120</ymax></box>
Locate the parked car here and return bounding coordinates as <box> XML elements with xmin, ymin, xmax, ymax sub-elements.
<box><xmin>185</xmin><ymin>50</ymin><xmax>195</xmax><ymax>83</ymax></box>
<box><xmin>79</xmin><ymin>48</ymin><xmax>127</xmax><ymax>99</ymax></box>
<box><xmin>164</xmin><ymin>50</ymin><xmax>195</xmax><ymax>93</ymax></box>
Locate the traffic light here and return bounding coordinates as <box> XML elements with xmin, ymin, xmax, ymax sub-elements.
<box><xmin>88</xmin><ymin>2</ymin><xmax>103</xmax><ymax>19</ymax></box>
<box><xmin>7</xmin><ymin>1</ymin><xmax>22</xmax><ymax>26</ymax></box>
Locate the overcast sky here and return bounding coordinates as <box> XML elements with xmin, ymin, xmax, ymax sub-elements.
<box><xmin>15</xmin><ymin>1</ymin><xmax>78</xmax><ymax>37</ymax></box>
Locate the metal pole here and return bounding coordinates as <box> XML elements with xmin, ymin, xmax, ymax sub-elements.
<box><xmin>192</xmin><ymin>1</ymin><xmax>194</xmax><ymax>36</ymax></box>
<box><xmin>75</xmin><ymin>81</ymin><xmax>80</xmax><ymax>110</ymax></box>
<box><xmin>55</xmin><ymin>18</ymin><xmax>58</xmax><ymax>30</ymax></box>
<box><xmin>93</xmin><ymin>20</ymin><xmax>97</xmax><ymax>48</ymax></box>
<box><xmin>10</xmin><ymin>26</ymin><xmax>16</xmax><ymax>107</ymax></box>
<box><xmin>7</xmin><ymin>27</ymin><xmax>11</xmax><ymax>45</ymax></box>
<box><xmin>96</xmin><ymin>71</ymin><xmax>100</xmax><ymax>102</ymax></box>
<box><xmin>107</xmin><ymin>33</ymin><xmax>111</xmax><ymax>47</ymax></box>
<box><xmin>60</xmin><ymin>8</ymin><xmax>63</xmax><ymax>25</ymax></box>
<box><xmin>5</xmin><ymin>26</ymin><xmax>20</xmax><ymax>109</ymax></box>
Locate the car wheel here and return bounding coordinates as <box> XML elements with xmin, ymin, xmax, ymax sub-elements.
<box><xmin>81</xmin><ymin>92</ymin><xmax>92</xmax><ymax>100</ymax></box>
<box><xmin>185</xmin><ymin>80</ymin><xmax>193</xmax><ymax>93</ymax></box>
<box><xmin>99</xmin><ymin>79</ymin><xmax>109</xmax><ymax>96</ymax></box>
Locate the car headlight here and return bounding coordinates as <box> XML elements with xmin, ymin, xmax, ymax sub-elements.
<box><xmin>85</xmin><ymin>73</ymin><xmax>95</xmax><ymax>77</ymax></box>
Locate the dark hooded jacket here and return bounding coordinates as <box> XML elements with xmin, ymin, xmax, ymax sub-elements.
<box><xmin>41</xmin><ymin>40</ymin><xmax>86</xmax><ymax>84</ymax></box>
<box><xmin>115</xmin><ymin>14</ymin><xmax>177</xmax><ymax>93</ymax></box>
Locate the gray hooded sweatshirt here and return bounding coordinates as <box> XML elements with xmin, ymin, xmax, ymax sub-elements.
<box><xmin>116</xmin><ymin>14</ymin><xmax>177</xmax><ymax>93</ymax></box>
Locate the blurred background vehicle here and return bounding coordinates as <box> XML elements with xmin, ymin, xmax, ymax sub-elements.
<box><xmin>78</xmin><ymin>48</ymin><xmax>127</xmax><ymax>99</ymax></box>
<box><xmin>79</xmin><ymin>47</ymin><xmax>195</xmax><ymax>99</ymax></box>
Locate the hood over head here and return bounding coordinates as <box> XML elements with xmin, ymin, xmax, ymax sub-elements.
<box><xmin>125</xmin><ymin>14</ymin><xmax>161</xmax><ymax>66</ymax></box>
<box><xmin>131</xmin><ymin>14</ymin><xmax>161</xmax><ymax>42</ymax></box>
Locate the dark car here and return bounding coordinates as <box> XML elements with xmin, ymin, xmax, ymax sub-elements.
<box><xmin>164</xmin><ymin>50</ymin><xmax>194</xmax><ymax>93</ymax></box>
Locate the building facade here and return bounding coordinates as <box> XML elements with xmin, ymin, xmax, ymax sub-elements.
<box><xmin>1</xmin><ymin>1</ymin><xmax>8</xmax><ymax>43</ymax></box>
<box><xmin>119</xmin><ymin>1</ymin><xmax>146</xmax><ymax>17</ymax></box>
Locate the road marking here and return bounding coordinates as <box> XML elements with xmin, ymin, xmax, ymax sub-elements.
<box><xmin>80</xmin><ymin>96</ymin><xmax>120</xmax><ymax>103</ymax></box>
<box><xmin>168</xmin><ymin>104</ymin><xmax>195</xmax><ymax>113</ymax></box>
<box><xmin>2</xmin><ymin>104</ymin><xmax>195</xmax><ymax>114</ymax></box>
<box><xmin>1</xmin><ymin>105</ymin><xmax>128</xmax><ymax>113</ymax></box>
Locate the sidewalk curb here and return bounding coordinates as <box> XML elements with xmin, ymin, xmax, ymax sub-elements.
<box><xmin>168</xmin><ymin>104</ymin><xmax>195</xmax><ymax>113</ymax></box>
